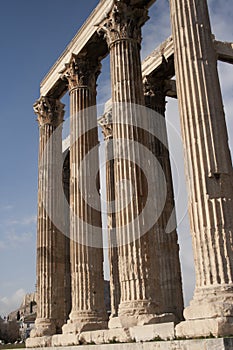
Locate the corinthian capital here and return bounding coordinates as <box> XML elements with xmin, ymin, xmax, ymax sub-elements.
<box><xmin>143</xmin><ymin>76</ymin><xmax>166</xmax><ymax>115</ymax></box>
<box><xmin>98</xmin><ymin>1</ymin><xmax>149</xmax><ymax>47</ymax></box>
<box><xmin>60</xmin><ymin>53</ymin><xmax>101</xmax><ymax>91</ymax></box>
<box><xmin>34</xmin><ymin>97</ymin><xmax>65</xmax><ymax>127</ymax></box>
<box><xmin>98</xmin><ymin>109</ymin><xmax>113</xmax><ymax>139</ymax></box>
<box><xmin>143</xmin><ymin>76</ymin><xmax>165</xmax><ymax>97</ymax></box>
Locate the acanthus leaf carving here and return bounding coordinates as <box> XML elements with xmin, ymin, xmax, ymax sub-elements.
<box><xmin>144</xmin><ymin>76</ymin><xmax>165</xmax><ymax>97</ymax></box>
<box><xmin>60</xmin><ymin>53</ymin><xmax>101</xmax><ymax>91</ymax></box>
<box><xmin>34</xmin><ymin>97</ymin><xmax>65</xmax><ymax>127</ymax></box>
<box><xmin>143</xmin><ymin>76</ymin><xmax>166</xmax><ymax>115</ymax></box>
<box><xmin>98</xmin><ymin>1</ymin><xmax>149</xmax><ymax>47</ymax></box>
<box><xmin>99</xmin><ymin>110</ymin><xmax>113</xmax><ymax>139</ymax></box>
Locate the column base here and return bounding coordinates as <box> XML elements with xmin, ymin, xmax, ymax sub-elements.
<box><xmin>116</xmin><ymin>301</ymin><xmax>177</xmax><ymax>328</ymax></box>
<box><xmin>108</xmin><ymin>316</ymin><xmax>122</xmax><ymax>329</ymax></box>
<box><xmin>29</xmin><ymin>318</ymin><xmax>56</xmax><ymax>337</ymax></box>
<box><xmin>176</xmin><ymin>317</ymin><xmax>233</xmax><ymax>338</ymax></box>
<box><xmin>184</xmin><ymin>285</ymin><xmax>233</xmax><ymax>320</ymax></box>
<box><xmin>176</xmin><ymin>286</ymin><xmax>233</xmax><ymax>338</ymax></box>
<box><xmin>109</xmin><ymin>315</ymin><xmax>176</xmax><ymax>330</ymax></box>
<box><xmin>52</xmin><ymin>334</ymin><xmax>79</xmax><ymax>347</ymax></box>
<box><xmin>62</xmin><ymin>311</ymin><xmax>108</xmax><ymax>334</ymax></box>
<box><xmin>26</xmin><ymin>335</ymin><xmax>52</xmax><ymax>348</ymax></box>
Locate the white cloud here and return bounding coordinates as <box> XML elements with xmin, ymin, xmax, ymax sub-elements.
<box><xmin>0</xmin><ymin>215</ymin><xmax>36</xmax><ymax>251</ymax></box>
<box><xmin>98</xmin><ymin>77</ymin><xmax>112</xmax><ymax>106</ymax></box>
<box><xmin>142</xmin><ymin>0</ymin><xmax>171</xmax><ymax>59</ymax></box>
<box><xmin>0</xmin><ymin>289</ymin><xmax>25</xmax><ymax>317</ymax></box>
<box><xmin>21</xmin><ymin>216</ymin><xmax>37</xmax><ymax>226</ymax></box>
<box><xmin>218</xmin><ymin>63</ymin><xmax>233</xmax><ymax>156</ymax></box>
<box><xmin>0</xmin><ymin>241</ymin><xmax>6</xmax><ymax>250</ymax></box>
<box><xmin>7</xmin><ymin>231</ymin><xmax>34</xmax><ymax>244</ymax></box>
<box><xmin>0</xmin><ymin>230</ymin><xmax>35</xmax><ymax>252</ymax></box>
<box><xmin>5</xmin><ymin>215</ymin><xmax>36</xmax><ymax>227</ymax></box>
<box><xmin>208</xmin><ymin>0</ymin><xmax>233</xmax><ymax>42</ymax></box>
<box><xmin>0</xmin><ymin>205</ymin><xmax>13</xmax><ymax>211</ymax></box>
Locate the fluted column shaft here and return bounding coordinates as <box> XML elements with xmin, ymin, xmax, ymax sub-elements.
<box><xmin>62</xmin><ymin>152</ymin><xmax>71</xmax><ymax>320</ymax></box>
<box><xmin>62</xmin><ymin>54</ymin><xmax>107</xmax><ymax>333</ymax></box>
<box><xmin>170</xmin><ymin>0</ymin><xmax>233</xmax><ymax>334</ymax></box>
<box><xmin>144</xmin><ymin>77</ymin><xmax>184</xmax><ymax>321</ymax></box>
<box><xmin>99</xmin><ymin>112</ymin><xmax>121</xmax><ymax>318</ymax></box>
<box><xmin>99</xmin><ymin>3</ymin><xmax>165</xmax><ymax>326</ymax></box>
<box><xmin>32</xmin><ymin>97</ymin><xmax>66</xmax><ymax>337</ymax></box>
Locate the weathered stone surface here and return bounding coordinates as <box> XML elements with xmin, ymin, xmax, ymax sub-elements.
<box><xmin>144</xmin><ymin>76</ymin><xmax>184</xmax><ymax>322</ymax></box>
<box><xmin>26</xmin><ymin>335</ymin><xmax>52</xmax><ymax>348</ymax></box>
<box><xmin>141</xmin><ymin>36</ymin><xmax>233</xmax><ymax>81</ymax></box>
<box><xmin>51</xmin><ymin>334</ymin><xmax>79</xmax><ymax>347</ymax></box>
<box><xmin>99</xmin><ymin>108</ymin><xmax>121</xmax><ymax>320</ymax></box>
<box><xmin>176</xmin><ymin>317</ymin><xmax>233</xmax><ymax>339</ymax></box>
<box><xmin>28</xmin><ymin>0</ymin><xmax>233</xmax><ymax>345</ymax></box>
<box><xmin>60</xmin><ymin>52</ymin><xmax>107</xmax><ymax>334</ymax></box>
<box><xmin>215</xmin><ymin>40</ymin><xmax>233</xmax><ymax>64</ymax></box>
<box><xmin>39</xmin><ymin>0</ymin><xmax>231</xmax><ymax>99</ymax></box>
<box><xmin>98</xmin><ymin>1</ymin><xmax>170</xmax><ymax>326</ymax></box>
<box><xmin>79</xmin><ymin>328</ymin><xmax>131</xmax><ymax>345</ymax></box>
<box><xmin>129</xmin><ymin>323</ymin><xmax>175</xmax><ymax>342</ymax></box>
<box><xmin>21</xmin><ymin>337</ymin><xmax>233</xmax><ymax>350</ymax></box>
<box><xmin>31</xmin><ymin>97</ymin><xmax>66</xmax><ymax>338</ymax></box>
<box><xmin>108</xmin><ymin>316</ymin><xmax>122</xmax><ymax>330</ymax></box>
<box><xmin>170</xmin><ymin>0</ymin><xmax>233</xmax><ymax>338</ymax></box>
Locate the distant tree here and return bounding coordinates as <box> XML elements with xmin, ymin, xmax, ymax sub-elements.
<box><xmin>30</xmin><ymin>302</ymin><xmax>33</xmax><ymax>314</ymax></box>
<box><xmin>0</xmin><ymin>317</ymin><xmax>3</xmax><ymax>340</ymax></box>
<box><xmin>0</xmin><ymin>319</ymin><xmax>20</xmax><ymax>343</ymax></box>
<box><xmin>17</xmin><ymin>311</ymin><xmax>20</xmax><ymax>321</ymax></box>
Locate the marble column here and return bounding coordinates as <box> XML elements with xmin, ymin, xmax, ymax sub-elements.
<box><xmin>62</xmin><ymin>152</ymin><xmax>71</xmax><ymax>321</ymax></box>
<box><xmin>31</xmin><ymin>97</ymin><xmax>66</xmax><ymax>337</ymax></box>
<box><xmin>170</xmin><ymin>0</ymin><xmax>233</xmax><ymax>337</ymax></box>
<box><xmin>61</xmin><ymin>53</ymin><xmax>107</xmax><ymax>334</ymax></box>
<box><xmin>99</xmin><ymin>109</ymin><xmax>121</xmax><ymax>320</ymax></box>
<box><xmin>99</xmin><ymin>2</ymin><xmax>171</xmax><ymax>327</ymax></box>
<box><xmin>144</xmin><ymin>76</ymin><xmax>184</xmax><ymax>322</ymax></box>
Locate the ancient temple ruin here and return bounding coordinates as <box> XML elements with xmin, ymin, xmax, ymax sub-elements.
<box><xmin>27</xmin><ymin>0</ymin><xmax>233</xmax><ymax>348</ymax></box>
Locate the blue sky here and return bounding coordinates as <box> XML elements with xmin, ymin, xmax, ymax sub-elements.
<box><xmin>0</xmin><ymin>0</ymin><xmax>233</xmax><ymax>317</ymax></box>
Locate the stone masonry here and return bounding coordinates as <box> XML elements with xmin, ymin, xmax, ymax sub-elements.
<box><xmin>26</xmin><ymin>0</ymin><xmax>233</xmax><ymax>348</ymax></box>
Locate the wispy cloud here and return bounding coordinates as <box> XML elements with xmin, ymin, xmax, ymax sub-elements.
<box><xmin>142</xmin><ymin>0</ymin><xmax>171</xmax><ymax>59</ymax></box>
<box><xmin>4</xmin><ymin>215</ymin><xmax>36</xmax><ymax>227</ymax></box>
<box><xmin>209</xmin><ymin>0</ymin><xmax>233</xmax><ymax>42</ymax></box>
<box><xmin>0</xmin><ymin>215</ymin><xmax>36</xmax><ymax>251</ymax></box>
<box><xmin>218</xmin><ymin>64</ymin><xmax>233</xmax><ymax>154</ymax></box>
<box><xmin>0</xmin><ymin>241</ymin><xmax>6</xmax><ymax>250</ymax></box>
<box><xmin>0</xmin><ymin>230</ymin><xmax>35</xmax><ymax>251</ymax></box>
<box><xmin>0</xmin><ymin>205</ymin><xmax>13</xmax><ymax>211</ymax></box>
<box><xmin>7</xmin><ymin>231</ymin><xmax>34</xmax><ymax>244</ymax></box>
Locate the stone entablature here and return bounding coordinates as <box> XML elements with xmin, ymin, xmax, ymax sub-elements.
<box><xmin>40</xmin><ymin>0</ymin><xmax>156</xmax><ymax>97</ymax></box>
<box><xmin>142</xmin><ymin>36</ymin><xmax>233</xmax><ymax>79</ymax></box>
